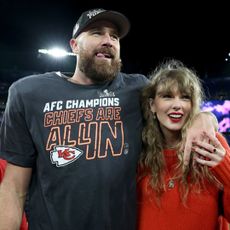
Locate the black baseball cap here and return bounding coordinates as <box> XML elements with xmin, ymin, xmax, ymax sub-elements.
<box><xmin>72</xmin><ymin>8</ymin><xmax>130</xmax><ymax>39</ymax></box>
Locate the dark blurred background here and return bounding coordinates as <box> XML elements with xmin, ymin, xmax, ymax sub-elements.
<box><xmin>0</xmin><ymin>0</ymin><xmax>229</xmax><ymax>140</ymax></box>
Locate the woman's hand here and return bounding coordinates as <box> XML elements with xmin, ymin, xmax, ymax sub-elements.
<box><xmin>192</xmin><ymin>132</ymin><xmax>226</xmax><ymax>167</ymax></box>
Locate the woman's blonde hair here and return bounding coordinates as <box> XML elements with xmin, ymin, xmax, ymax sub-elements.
<box><xmin>139</xmin><ymin>59</ymin><xmax>220</xmax><ymax>203</ymax></box>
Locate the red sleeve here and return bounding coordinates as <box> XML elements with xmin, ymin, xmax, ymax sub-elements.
<box><xmin>216</xmin><ymin>132</ymin><xmax>230</xmax><ymax>150</ymax></box>
<box><xmin>218</xmin><ymin>216</ymin><xmax>230</xmax><ymax>230</ymax></box>
<box><xmin>222</xmin><ymin>185</ymin><xmax>230</xmax><ymax>223</ymax></box>
<box><xmin>20</xmin><ymin>213</ymin><xmax>28</xmax><ymax>230</ymax></box>
<box><xmin>211</xmin><ymin>133</ymin><xmax>230</xmax><ymax>223</ymax></box>
<box><xmin>0</xmin><ymin>159</ymin><xmax>7</xmax><ymax>182</ymax></box>
<box><xmin>211</xmin><ymin>133</ymin><xmax>230</xmax><ymax>186</ymax></box>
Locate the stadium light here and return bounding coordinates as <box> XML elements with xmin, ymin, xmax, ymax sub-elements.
<box><xmin>38</xmin><ymin>48</ymin><xmax>75</xmax><ymax>58</ymax></box>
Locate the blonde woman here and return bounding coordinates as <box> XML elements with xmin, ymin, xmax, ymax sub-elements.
<box><xmin>137</xmin><ymin>60</ymin><xmax>230</xmax><ymax>230</ymax></box>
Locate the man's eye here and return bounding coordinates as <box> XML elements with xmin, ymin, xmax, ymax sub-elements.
<box><xmin>111</xmin><ymin>34</ymin><xmax>119</xmax><ymax>40</ymax></box>
<box><xmin>92</xmin><ymin>31</ymin><xmax>101</xmax><ymax>35</ymax></box>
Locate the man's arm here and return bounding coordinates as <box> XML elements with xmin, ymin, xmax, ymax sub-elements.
<box><xmin>0</xmin><ymin>163</ymin><xmax>32</xmax><ymax>230</ymax></box>
<box><xmin>183</xmin><ymin>111</ymin><xmax>218</xmax><ymax>166</ymax></box>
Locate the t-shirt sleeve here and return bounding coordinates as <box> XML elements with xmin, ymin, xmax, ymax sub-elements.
<box><xmin>0</xmin><ymin>83</ymin><xmax>36</xmax><ymax>167</ymax></box>
<box><xmin>140</xmin><ymin>74</ymin><xmax>150</xmax><ymax>85</ymax></box>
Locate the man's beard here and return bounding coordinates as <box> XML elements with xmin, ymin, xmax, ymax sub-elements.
<box><xmin>78</xmin><ymin>47</ymin><xmax>122</xmax><ymax>83</ymax></box>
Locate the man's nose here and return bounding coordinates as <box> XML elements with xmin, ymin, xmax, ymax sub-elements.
<box><xmin>101</xmin><ymin>33</ymin><xmax>113</xmax><ymax>46</ymax></box>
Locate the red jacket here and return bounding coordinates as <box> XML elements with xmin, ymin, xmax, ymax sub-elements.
<box><xmin>0</xmin><ymin>159</ymin><xmax>28</xmax><ymax>230</ymax></box>
<box><xmin>137</xmin><ymin>133</ymin><xmax>230</xmax><ymax>230</ymax></box>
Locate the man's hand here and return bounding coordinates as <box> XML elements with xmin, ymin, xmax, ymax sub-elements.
<box><xmin>183</xmin><ymin>111</ymin><xmax>218</xmax><ymax>166</ymax></box>
<box><xmin>193</xmin><ymin>132</ymin><xmax>226</xmax><ymax>167</ymax></box>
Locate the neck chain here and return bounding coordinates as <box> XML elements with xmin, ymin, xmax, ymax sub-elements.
<box><xmin>165</xmin><ymin>166</ymin><xmax>177</xmax><ymax>190</ymax></box>
<box><xmin>168</xmin><ymin>178</ymin><xmax>175</xmax><ymax>189</ymax></box>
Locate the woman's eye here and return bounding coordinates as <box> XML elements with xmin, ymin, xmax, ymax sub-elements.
<box><xmin>182</xmin><ymin>95</ymin><xmax>191</xmax><ymax>100</ymax></box>
<box><xmin>162</xmin><ymin>94</ymin><xmax>172</xmax><ymax>98</ymax></box>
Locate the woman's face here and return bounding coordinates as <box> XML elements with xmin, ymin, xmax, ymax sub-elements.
<box><xmin>150</xmin><ymin>87</ymin><xmax>192</xmax><ymax>137</ymax></box>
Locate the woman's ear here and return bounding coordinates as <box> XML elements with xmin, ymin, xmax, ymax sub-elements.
<box><xmin>149</xmin><ymin>98</ymin><xmax>156</xmax><ymax>114</ymax></box>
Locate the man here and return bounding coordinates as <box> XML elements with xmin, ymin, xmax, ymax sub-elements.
<box><xmin>0</xmin><ymin>8</ymin><xmax>216</xmax><ymax>230</ymax></box>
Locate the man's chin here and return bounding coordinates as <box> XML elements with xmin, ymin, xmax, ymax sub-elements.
<box><xmin>95</xmin><ymin>58</ymin><xmax>112</xmax><ymax>66</ymax></box>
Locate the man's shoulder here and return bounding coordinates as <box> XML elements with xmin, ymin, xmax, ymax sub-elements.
<box><xmin>118</xmin><ymin>72</ymin><xmax>149</xmax><ymax>86</ymax></box>
<box><xmin>13</xmin><ymin>72</ymin><xmax>57</xmax><ymax>85</ymax></box>
<box><xmin>9</xmin><ymin>72</ymin><xmax>59</xmax><ymax>91</ymax></box>
<box><xmin>119</xmin><ymin>72</ymin><xmax>147</xmax><ymax>80</ymax></box>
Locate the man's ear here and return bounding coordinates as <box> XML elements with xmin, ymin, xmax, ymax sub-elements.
<box><xmin>149</xmin><ymin>98</ymin><xmax>155</xmax><ymax>113</ymax></box>
<box><xmin>69</xmin><ymin>38</ymin><xmax>78</xmax><ymax>53</ymax></box>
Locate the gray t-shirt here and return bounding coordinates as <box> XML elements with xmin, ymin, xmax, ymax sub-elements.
<box><xmin>0</xmin><ymin>71</ymin><xmax>149</xmax><ymax>230</ymax></box>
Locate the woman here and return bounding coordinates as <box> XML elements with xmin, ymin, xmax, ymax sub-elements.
<box><xmin>137</xmin><ymin>60</ymin><xmax>230</xmax><ymax>230</ymax></box>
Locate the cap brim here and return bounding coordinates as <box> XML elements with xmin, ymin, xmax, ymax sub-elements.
<box><xmin>82</xmin><ymin>11</ymin><xmax>130</xmax><ymax>39</ymax></box>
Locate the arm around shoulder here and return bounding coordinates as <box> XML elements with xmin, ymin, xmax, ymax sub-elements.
<box><xmin>0</xmin><ymin>162</ymin><xmax>32</xmax><ymax>230</ymax></box>
<box><xmin>183</xmin><ymin>111</ymin><xmax>218</xmax><ymax>165</ymax></box>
